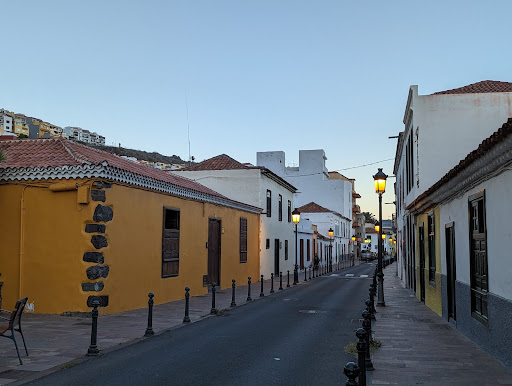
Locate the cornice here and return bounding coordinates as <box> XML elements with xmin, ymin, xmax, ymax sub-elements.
<box><xmin>0</xmin><ymin>164</ymin><xmax>261</xmax><ymax>214</ymax></box>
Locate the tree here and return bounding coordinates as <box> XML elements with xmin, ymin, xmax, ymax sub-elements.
<box><xmin>361</xmin><ymin>211</ymin><xmax>377</xmax><ymax>224</ymax></box>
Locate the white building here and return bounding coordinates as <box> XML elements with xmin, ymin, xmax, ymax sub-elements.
<box><xmin>296</xmin><ymin>218</ymin><xmax>315</xmax><ymax>273</ymax></box>
<box><xmin>257</xmin><ymin>149</ymin><xmax>353</xmax><ymax>225</ymax></box>
<box><xmin>63</xmin><ymin>126</ymin><xmax>105</xmax><ymax>145</ymax></box>
<box><xmin>395</xmin><ymin>80</ymin><xmax>512</xmax><ymax>287</ymax></box>
<box><xmin>172</xmin><ymin>154</ymin><xmax>297</xmax><ymax>279</ymax></box>
<box><xmin>0</xmin><ymin>109</ymin><xmax>14</xmax><ymax>135</ymax></box>
<box><xmin>406</xmin><ymin>118</ymin><xmax>512</xmax><ymax>370</ymax></box>
<box><xmin>296</xmin><ymin>202</ymin><xmax>351</xmax><ymax>270</ymax></box>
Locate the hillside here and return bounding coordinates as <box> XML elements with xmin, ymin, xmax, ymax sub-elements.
<box><xmin>87</xmin><ymin>143</ymin><xmax>187</xmax><ymax>165</ymax></box>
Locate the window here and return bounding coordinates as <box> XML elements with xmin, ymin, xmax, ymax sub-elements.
<box><xmin>240</xmin><ymin>218</ymin><xmax>247</xmax><ymax>263</ymax></box>
<box><xmin>266</xmin><ymin>239</ymin><xmax>270</xmax><ymax>249</ymax></box>
<box><xmin>287</xmin><ymin>201</ymin><xmax>291</xmax><ymax>222</ymax></box>
<box><xmin>427</xmin><ymin>212</ymin><xmax>436</xmax><ymax>283</ymax></box>
<box><xmin>266</xmin><ymin>190</ymin><xmax>271</xmax><ymax>217</ymax></box>
<box><xmin>285</xmin><ymin>240</ymin><xmax>288</xmax><ymax>260</ymax></box>
<box><xmin>469</xmin><ymin>191</ymin><xmax>488</xmax><ymax>324</ymax></box>
<box><xmin>162</xmin><ymin>208</ymin><xmax>180</xmax><ymax>277</ymax></box>
<box><xmin>278</xmin><ymin>195</ymin><xmax>283</xmax><ymax>221</ymax></box>
<box><xmin>307</xmin><ymin>239</ymin><xmax>311</xmax><ymax>261</ymax></box>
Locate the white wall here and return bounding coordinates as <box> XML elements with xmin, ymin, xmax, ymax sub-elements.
<box><xmin>173</xmin><ymin>168</ymin><xmax>295</xmax><ymax>278</ymax></box>
<box><xmin>439</xmin><ymin>168</ymin><xmax>512</xmax><ymax>300</ymax></box>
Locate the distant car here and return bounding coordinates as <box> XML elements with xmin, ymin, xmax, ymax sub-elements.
<box><xmin>361</xmin><ymin>250</ymin><xmax>372</xmax><ymax>261</ymax></box>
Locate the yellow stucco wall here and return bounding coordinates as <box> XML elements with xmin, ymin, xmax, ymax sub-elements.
<box><xmin>0</xmin><ymin>179</ymin><xmax>260</xmax><ymax>315</ymax></box>
<box><xmin>415</xmin><ymin>207</ymin><xmax>442</xmax><ymax>316</ymax></box>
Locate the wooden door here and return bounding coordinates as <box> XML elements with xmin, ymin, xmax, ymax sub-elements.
<box><xmin>208</xmin><ymin>219</ymin><xmax>221</xmax><ymax>286</ymax></box>
<box><xmin>418</xmin><ymin>223</ymin><xmax>426</xmax><ymax>302</ymax></box>
<box><xmin>300</xmin><ymin>239</ymin><xmax>304</xmax><ymax>269</ymax></box>
<box><xmin>445</xmin><ymin>223</ymin><xmax>456</xmax><ymax>321</ymax></box>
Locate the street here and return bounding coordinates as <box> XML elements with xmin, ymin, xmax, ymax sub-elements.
<box><xmin>29</xmin><ymin>263</ymin><xmax>375</xmax><ymax>385</ymax></box>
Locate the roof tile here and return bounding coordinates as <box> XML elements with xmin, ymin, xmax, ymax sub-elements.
<box><xmin>433</xmin><ymin>80</ymin><xmax>512</xmax><ymax>95</ymax></box>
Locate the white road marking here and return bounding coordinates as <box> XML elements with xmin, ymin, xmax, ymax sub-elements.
<box><xmin>360</xmin><ymin>274</ymin><xmax>368</xmax><ymax>278</ymax></box>
<box><xmin>345</xmin><ymin>274</ymin><xmax>355</xmax><ymax>277</ymax></box>
<box><xmin>274</xmin><ymin>358</ymin><xmax>280</xmax><ymax>361</ymax></box>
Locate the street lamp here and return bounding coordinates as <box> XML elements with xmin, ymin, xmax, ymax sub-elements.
<box><xmin>373</xmin><ymin>167</ymin><xmax>387</xmax><ymax>306</ymax></box>
<box><xmin>292</xmin><ymin>208</ymin><xmax>300</xmax><ymax>285</ymax></box>
<box><xmin>328</xmin><ymin>227</ymin><xmax>333</xmax><ymax>272</ymax></box>
<box><xmin>374</xmin><ymin>222</ymin><xmax>380</xmax><ymax>233</ymax></box>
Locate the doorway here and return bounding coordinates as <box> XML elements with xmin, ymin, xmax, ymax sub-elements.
<box><xmin>208</xmin><ymin>219</ymin><xmax>221</xmax><ymax>286</ymax></box>
<box><xmin>445</xmin><ymin>223</ymin><xmax>456</xmax><ymax>321</ymax></box>
<box><xmin>418</xmin><ymin>223</ymin><xmax>426</xmax><ymax>302</ymax></box>
<box><xmin>274</xmin><ymin>239</ymin><xmax>280</xmax><ymax>276</ymax></box>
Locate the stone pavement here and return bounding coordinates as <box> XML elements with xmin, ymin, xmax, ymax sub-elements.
<box><xmin>370</xmin><ymin>263</ymin><xmax>512</xmax><ymax>385</ymax></box>
<box><xmin>0</xmin><ymin>261</ymin><xmax>353</xmax><ymax>385</ymax></box>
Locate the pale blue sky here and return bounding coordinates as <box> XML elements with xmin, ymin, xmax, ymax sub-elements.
<box><xmin>2</xmin><ymin>0</ymin><xmax>511</xmax><ymax>218</ymax></box>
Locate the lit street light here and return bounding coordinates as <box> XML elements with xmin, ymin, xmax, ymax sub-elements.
<box><xmin>373</xmin><ymin>167</ymin><xmax>388</xmax><ymax>306</ymax></box>
<box><xmin>328</xmin><ymin>227</ymin><xmax>333</xmax><ymax>272</ymax></box>
<box><xmin>292</xmin><ymin>208</ymin><xmax>300</xmax><ymax>285</ymax></box>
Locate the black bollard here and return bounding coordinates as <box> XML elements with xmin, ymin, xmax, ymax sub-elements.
<box><xmin>183</xmin><ymin>287</ymin><xmax>191</xmax><ymax>323</ymax></box>
<box><xmin>145</xmin><ymin>292</ymin><xmax>155</xmax><ymax>335</ymax></box>
<box><xmin>247</xmin><ymin>277</ymin><xmax>253</xmax><ymax>301</ymax></box>
<box><xmin>362</xmin><ymin>310</ymin><xmax>374</xmax><ymax>371</ymax></box>
<box><xmin>304</xmin><ymin>267</ymin><xmax>307</xmax><ymax>281</ymax></box>
<box><xmin>287</xmin><ymin>270</ymin><xmax>290</xmax><ymax>288</ymax></box>
<box><xmin>279</xmin><ymin>272</ymin><xmax>283</xmax><ymax>290</ymax></box>
<box><xmin>270</xmin><ymin>273</ymin><xmax>275</xmax><ymax>293</ymax></box>
<box><xmin>344</xmin><ymin>362</ymin><xmax>360</xmax><ymax>386</ymax></box>
<box><xmin>260</xmin><ymin>275</ymin><xmax>265</xmax><ymax>297</ymax></box>
<box><xmin>231</xmin><ymin>279</ymin><xmax>236</xmax><ymax>307</ymax></box>
<box><xmin>369</xmin><ymin>285</ymin><xmax>376</xmax><ymax>320</ymax></box>
<box><xmin>211</xmin><ymin>282</ymin><xmax>218</xmax><ymax>314</ymax></box>
<box><xmin>365</xmin><ymin>299</ymin><xmax>373</xmax><ymax>338</ymax></box>
<box><xmin>309</xmin><ymin>266</ymin><xmax>312</xmax><ymax>280</ymax></box>
<box><xmin>87</xmin><ymin>300</ymin><xmax>100</xmax><ymax>356</ymax></box>
<box><xmin>356</xmin><ymin>328</ymin><xmax>367</xmax><ymax>386</ymax></box>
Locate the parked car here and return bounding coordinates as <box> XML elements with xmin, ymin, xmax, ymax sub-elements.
<box><xmin>361</xmin><ymin>250</ymin><xmax>372</xmax><ymax>261</ymax></box>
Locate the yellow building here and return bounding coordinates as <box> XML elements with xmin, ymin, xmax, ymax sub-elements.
<box><xmin>13</xmin><ymin>114</ymin><xmax>29</xmax><ymax>136</ymax></box>
<box><xmin>0</xmin><ymin>138</ymin><xmax>261</xmax><ymax>315</ymax></box>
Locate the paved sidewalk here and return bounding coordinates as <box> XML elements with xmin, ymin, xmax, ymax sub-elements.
<box><xmin>370</xmin><ymin>263</ymin><xmax>512</xmax><ymax>385</ymax></box>
<box><xmin>0</xmin><ymin>261</ymin><xmax>355</xmax><ymax>385</ymax></box>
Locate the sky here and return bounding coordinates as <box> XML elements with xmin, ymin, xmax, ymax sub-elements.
<box><xmin>2</xmin><ymin>0</ymin><xmax>511</xmax><ymax>220</ymax></box>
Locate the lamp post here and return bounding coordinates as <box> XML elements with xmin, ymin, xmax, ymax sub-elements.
<box><xmin>373</xmin><ymin>168</ymin><xmax>388</xmax><ymax>306</ymax></box>
<box><xmin>292</xmin><ymin>208</ymin><xmax>300</xmax><ymax>285</ymax></box>
<box><xmin>328</xmin><ymin>228</ymin><xmax>333</xmax><ymax>272</ymax></box>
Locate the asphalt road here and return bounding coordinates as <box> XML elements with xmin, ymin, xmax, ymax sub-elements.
<box><xmin>30</xmin><ymin>262</ymin><xmax>376</xmax><ymax>386</ymax></box>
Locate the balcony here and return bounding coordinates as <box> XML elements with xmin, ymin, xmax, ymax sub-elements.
<box><xmin>352</xmin><ymin>191</ymin><xmax>361</xmax><ymax>199</ymax></box>
<box><xmin>352</xmin><ymin>222</ymin><xmax>361</xmax><ymax>228</ymax></box>
<box><xmin>352</xmin><ymin>205</ymin><xmax>360</xmax><ymax>214</ymax></box>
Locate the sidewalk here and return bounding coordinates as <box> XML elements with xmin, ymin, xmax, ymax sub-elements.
<box><xmin>0</xmin><ymin>261</ymin><xmax>355</xmax><ymax>385</ymax></box>
<box><xmin>370</xmin><ymin>263</ymin><xmax>512</xmax><ymax>385</ymax></box>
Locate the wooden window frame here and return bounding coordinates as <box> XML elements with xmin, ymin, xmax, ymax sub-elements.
<box><xmin>266</xmin><ymin>190</ymin><xmax>271</xmax><ymax>217</ymax></box>
<box><xmin>307</xmin><ymin>239</ymin><xmax>311</xmax><ymax>261</ymax></box>
<box><xmin>285</xmin><ymin>240</ymin><xmax>288</xmax><ymax>260</ymax></box>
<box><xmin>468</xmin><ymin>190</ymin><xmax>488</xmax><ymax>325</ymax></box>
<box><xmin>240</xmin><ymin>217</ymin><xmax>248</xmax><ymax>263</ymax></box>
<box><xmin>287</xmin><ymin>200</ymin><xmax>291</xmax><ymax>222</ymax></box>
<box><xmin>427</xmin><ymin>212</ymin><xmax>436</xmax><ymax>285</ymax></box>
<box><xmin>278</xmin><ymin>194</ymin><xmax>283</xmax><ymax>222</ymax></box>
<box><xmin>162</xmin><ymin>207</ymin><xmax>180</xmax><ymax>278</ymax></box>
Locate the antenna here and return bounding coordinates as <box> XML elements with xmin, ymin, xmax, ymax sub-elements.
<box><xmin>185</xmin><ymin>93</ymin><xmax>191</xmax><ymax>163</ymax></box>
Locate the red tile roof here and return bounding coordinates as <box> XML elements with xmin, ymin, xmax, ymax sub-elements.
<box><xmin>407</xmin><ymin>118</ymin><xmax>512</xmax><ymax>211</ymax></box>
<box><xmin>184</xmin><ymin>154</ymin><xmax>249</xmax><ymax>171</ymax></box>
<box><xmin>297</xmin><ymin>202</ymin><xmax>351</xmax><ymax>222</ymax></box>
<box><xmin>0</xmin><ymin>137</ymin><xmax>225</xmax><ymax>198</ymax></box>
<box><xmin>433</xmin><ymin>80</ymin><xmax>512</xmax><ymax>95</ymax></box>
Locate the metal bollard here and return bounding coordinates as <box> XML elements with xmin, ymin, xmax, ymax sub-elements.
<box><xmin>356</xmin><ymin>328</ymin><xmax>367</xmax><ymax>386</ymax></box>
<box><xmin>231</xmin><ymin>279</ymin><xmax>236</xmax><ymax>307</ymax></box>
<box><xmin>211</xmin><ymin>282</ymin><xmax>218</xmax><ymax>314</ymax></box>
<box><xmin>87</xmin><ymin>300</ymin><xmax>100</xmax><ymax>356</ymax></box>
<box><xmin>279</xmin><ymin>272</ymin><xmax>283</xmax><ymax>290</ymax></box>
<box><xmin>145</xmin><ymin>292</ymin><xmax>155</xmax><ymax>335</ymax></box>
<box><xmin>270</xmin><ymin>273</ymin><xmax>275</xmax><ymax>293</ymax></box>
<box><xmin>369</xmin><ymin>285</ymin><xmax>376</xmax><ymax>320</ymax></box>
<box><xmin>247</xmin><ymin>277</ymin><xmax>253</xmax><ymax>301</ymax></box>
<box><xmin>344</xmin><ymin>362</ymin><xmax>360</xmax><ymax>386</ymax></box>
<box><xmin>183</xmin><ymin>287</ymin><xmax>191</xmax><ymax>323</ymax></box>
<box><xmin>365</xmin><ymin>299</ymin><xmax>373</xmax><ymax>338</ymax></box>
<box><xmin>287</xmin><ymin>270</ymin><xmax>290</xmax><ymax>288</ymax></box>
<box><xmin>304</xmin><ymin>267</ymin><xmax>307</xmax><ymax>281</ymax></box>
<box><xmin>260</xmin><ymin>275</ymin><xmax>265</xmax><ymax>297</ymax></box>
<box><xmin>362</xmin><ymin>310</ymin><xmax>374</xmax><ymax>371</ymax></box>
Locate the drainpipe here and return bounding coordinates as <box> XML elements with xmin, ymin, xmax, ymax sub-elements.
<box><xmin>19</xmin><ymin>186</ymin><xmax>28</xmax><ymax>298</ymax></box>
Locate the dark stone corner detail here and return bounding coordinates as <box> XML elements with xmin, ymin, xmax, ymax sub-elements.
<box><xmin>93</xmin><ymin>205</ymin><xmax>114</xmax><ymax>222</ymax></box>
<box><xmin>95</xmin><ymin>181</ymin><xmax>112</xmax><ymax>189</ymax></box>
<box><xmin>87</xmin><ymin>295</ymin><xmax>109</xmax><ymax>307</ymax></box>
<box><xmin>91</xmin><ymin>235</ymin><xmax>108</xmax><ymax>249</ymax></box>
<box><xmin>91</xmin><ymin>190</ymin><xmax>106</xmax><ymax>202</ymax></box>
<box><xmin>83</xmin><ymin>252</ymin><xmax>104</xmax><ymax>264</ymax></box>
<box><xmin>86</xmin><ymin>265</ymin><xmax>110</xmax><ymax>279</ymax></box>
<box><xmin>81</xmin><ymin>281</ymin><xmax>105</xmax><ymax>292</ymax></box>
<box><xmin>85</xmin><ymin>224</ymin><xmax>106</xmax><ymax>234</ymax></box>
